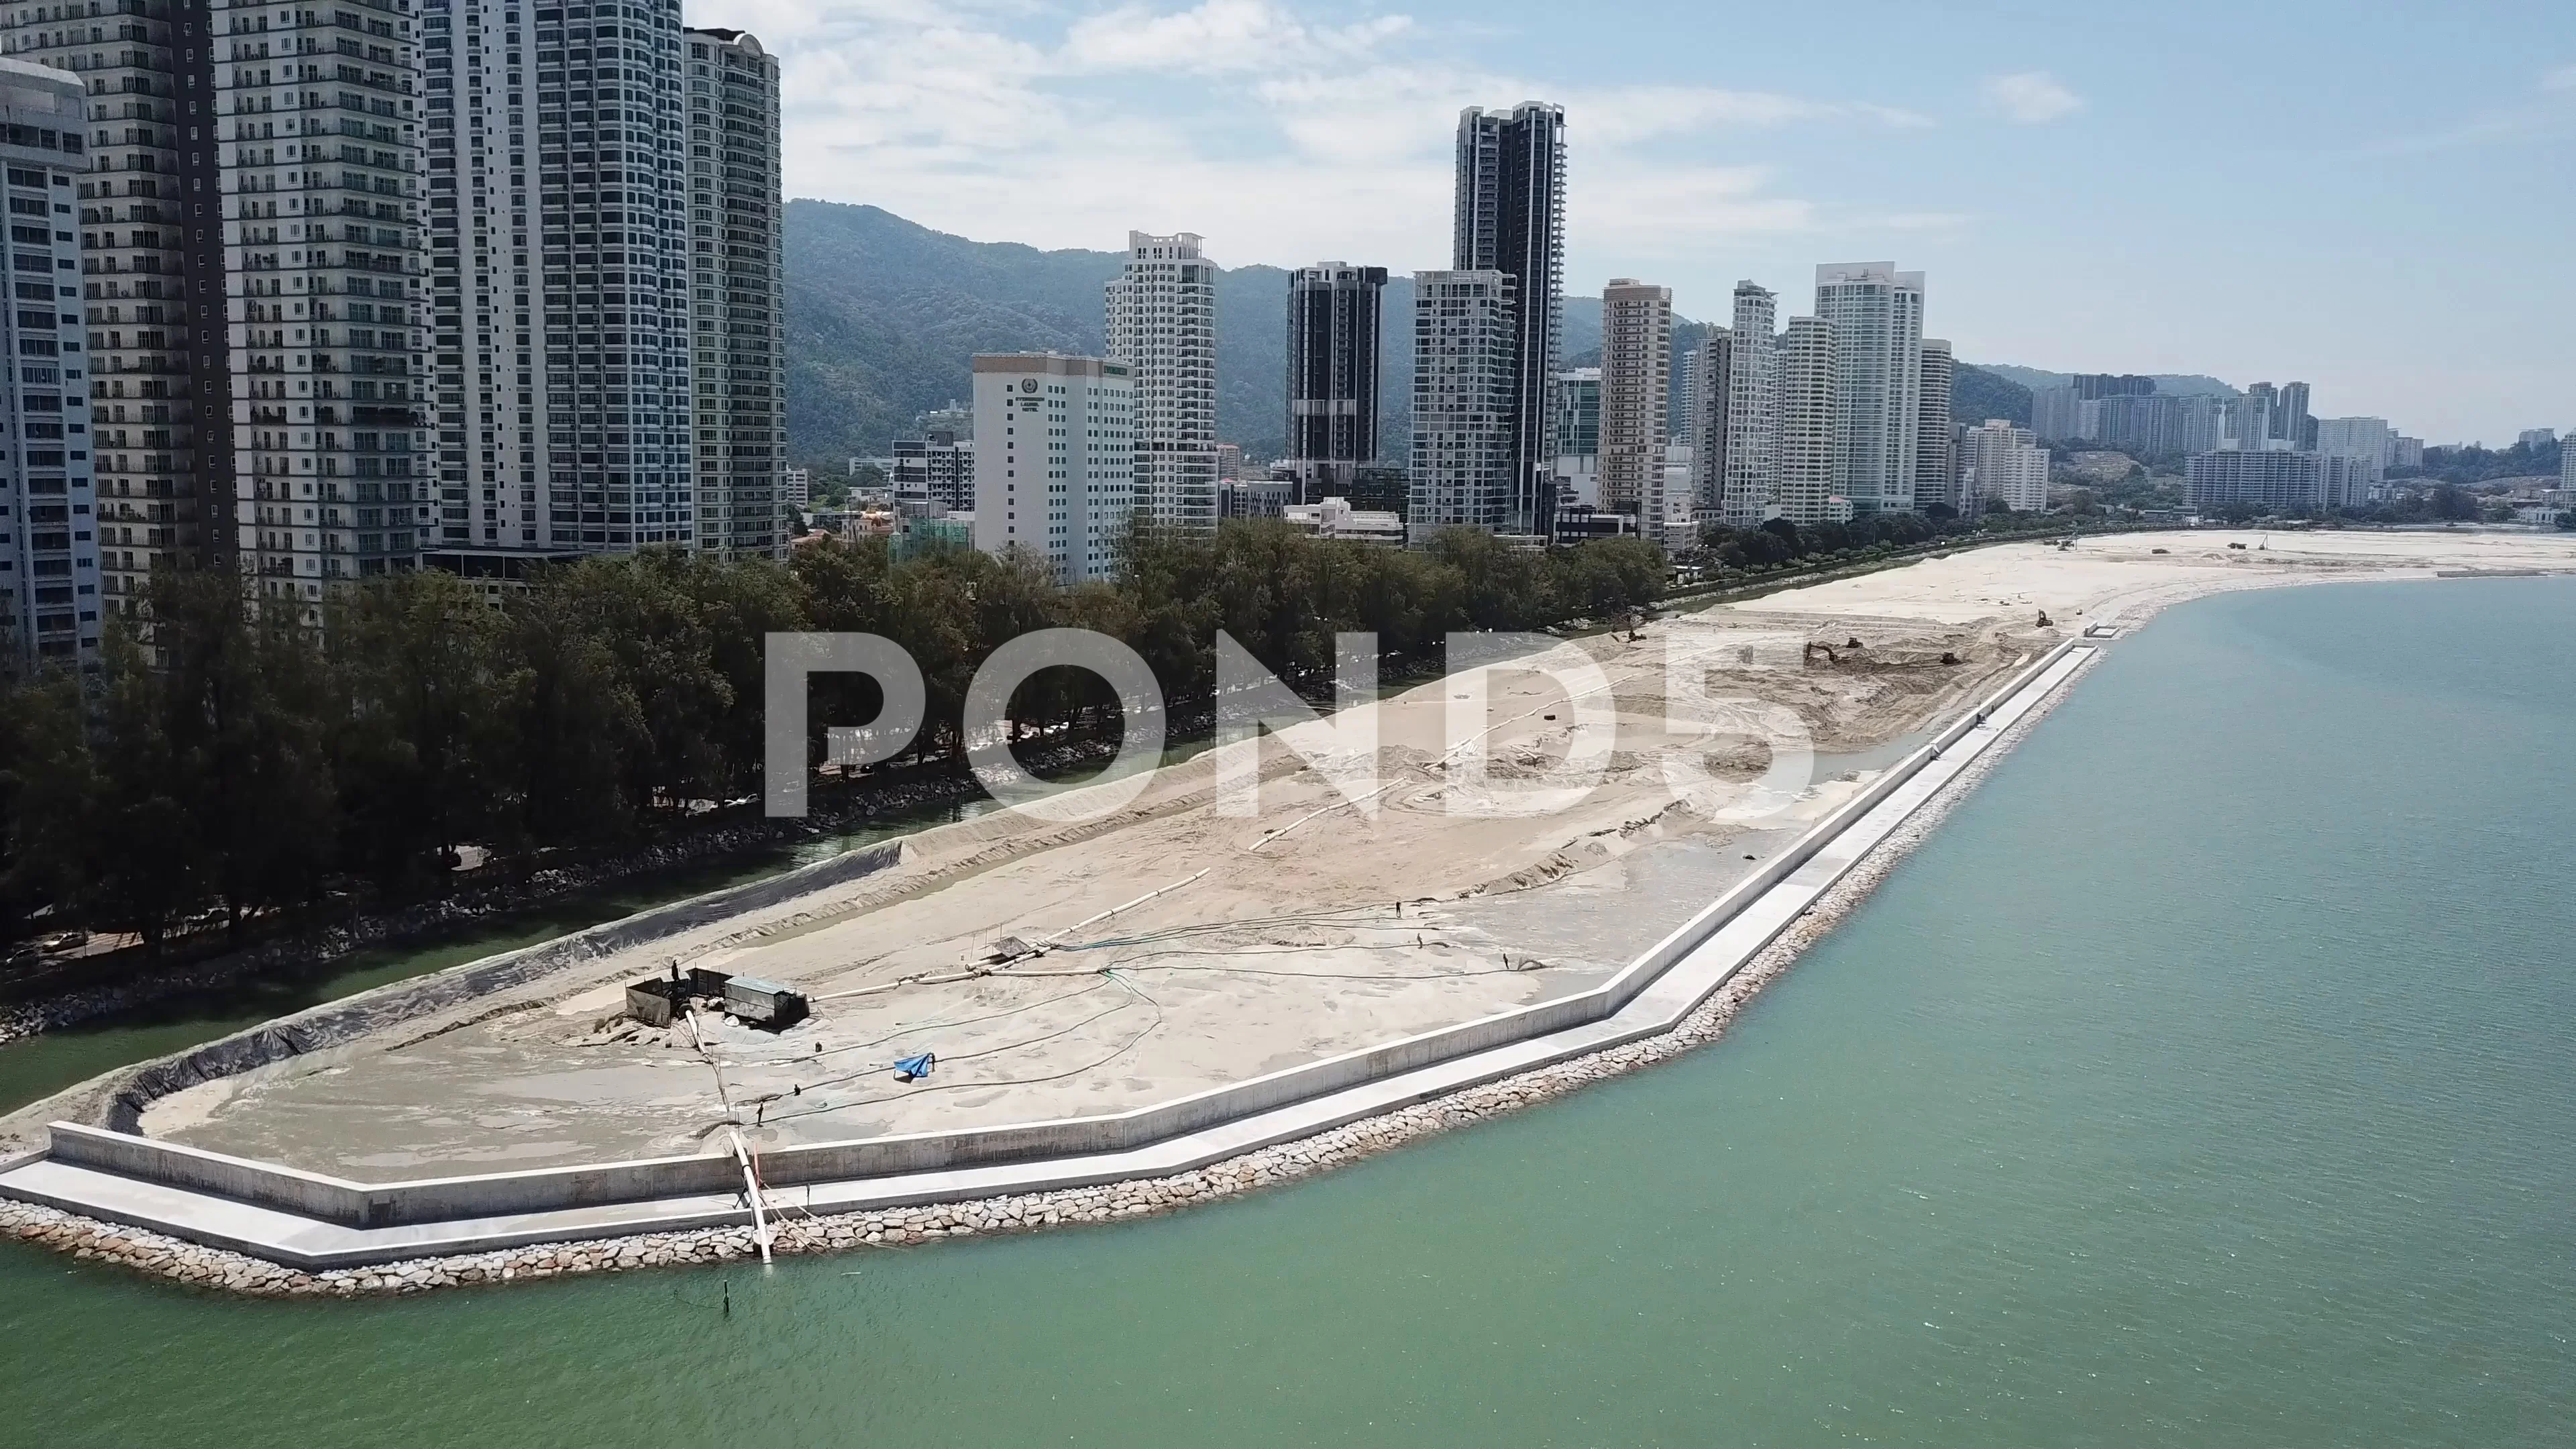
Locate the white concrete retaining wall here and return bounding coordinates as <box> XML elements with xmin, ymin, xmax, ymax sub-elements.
<box><xmin>91</xmin><ymin>838</ymin><xmax>910</xmax><ymax>1134</ymax></box>
<box><xmin>36</xmin><ymin>638</ymin><xmax>2083</xmax><ymax>1230</ymax></box>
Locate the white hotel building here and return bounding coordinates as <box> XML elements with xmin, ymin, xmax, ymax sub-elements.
<box><xmin>971</xmin><ymin>352</ymin><xmax>1132</xmax><ymax>583</ymax></box>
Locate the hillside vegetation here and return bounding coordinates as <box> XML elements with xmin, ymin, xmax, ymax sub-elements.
<box><xmin>782</xmin><ymin>200</ymin><xmax>2059</xmax><ymax>471</ymax></box>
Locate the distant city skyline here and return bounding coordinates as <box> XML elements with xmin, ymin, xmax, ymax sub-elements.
<box><xmin>755</xmin><ymin>0</ymin><xmax>2574</xmax><ymax>443</ymax></box>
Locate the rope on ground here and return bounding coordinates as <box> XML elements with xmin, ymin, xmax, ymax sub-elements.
<box><xmin>736</xmin><ymin>980</ymin><xmax>1167</xmax><ymax>1131</ymax></box>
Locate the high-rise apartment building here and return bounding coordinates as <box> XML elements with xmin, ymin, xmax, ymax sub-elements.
<box><xmin>1453</xmin><ymin>101</ymin><xmax>1563</xmax><ymax>535</ymax></box>
<box><xmin>2029</xmin><ymin>371</ymin><xmax>2153</xmax><ymax>441</ymax></box>
<box><xmin>2222</xmin><ymin>380</ymin><xmax>2317</xmax><ymax>453</ymax></box>
<box><xmin>2029</xmin><ymin>387</ymin><xmax>2092</xmax><ymax>444</ymax></box>
<box><xmin>682</xmin><ymin>28</ymin><xmax>781</xmax><ymax>559</ymax></box>
<box><xmin>220</xmin><ymin>0</ymin><xmax>431</xmax><ymax>611</ymax></box>
<box><xmin>1668</xmin><ymin>339</ymin><xmax>1697</xmax><ymax>445</ymax></box>
<box><xmin>1549</xmin><ymin>364</ymin><xmax>1598</xmax><ymax>507</ymax></box>
<box><xmin>1719</xmin><ymin>280</ymin><xmax>1778</xmax><ymax>527</ymax></box>
<box><xmin>0</xmin><ymin>59</ymin><xmax>97</xmax><ymax>672</ymax></box>
<box><xmin>1408</xmin><ymin>268</ymin><xmax>1517</xmax><ymax>540</ymax></box>
<box><xmin>1688</xmin><ymin>329</ymin><xmax>1730</xmax><ymax>515</ymax></box>
<box><xmin>1283</xmin><ymin>261</ymin><xmax>1384</xmax><ymax>501</ymax></box>
<box><xmin>1960</xmin><ymin>419</ymin><xmax>2047</xmax><ymax>514</ymax></box>
<box><xmin>2186</xmin><ymin>448</ymin><xmax>2359</xmax><ymax>513</ymax></box>
<box><xmin>1776</xmin><ymin>315</ymin><xmax>1837</xmax><ymax>524</ymax></box>
<box><xmin>11</xmin><ymin>0</ymin><xmax>207</xmax><ymax>613</ymax></box>
<box><xmin>969</xmin><ymin>352</ymin><xmax>1132</xmax><ymax>582</ymax></box>
<box><xmin>1915</xmin><ymin>339</ymin><xmax>1954</xmax><ymax>512</ymax></box>
<box><xmin>2276</xmin><ymin>380</ymin><xmax>2312</xmax><ymax>450</ymax></box>
<box><xmin>422</xmin><ymin>0</ymin><xmax>691</xmax><ymax>576</ymax></box>
<box><xmin>891</xmin><ymin>426</ymin><xmax>970</xmax><ymax>512</ymax></box>
<box><xmin>2315</xmin><ymin>416</ymin><xmax>2393</xmax><ymax>490</ymax></box>
<box><xmin>1597</xmin><ymin>278</ymin><xmax>1668</xmax><ymax>520</ymax></box>
<box><xmin>2085</xmin><ymin>391</ymin><xmax>2224</xmax><ymax>458</ymax></box>
<box><xmin>1813</xmin><ymin>262</ymin><xmax>1923</xmax><ymax>515</ymax></box>
<box><xmin>1105</xmin><ymin>230</ymin><xmax>1216</xmax><ymax>532</ymax></box>
<box><xmin>11</xmin><ymin>0</ymin><xmax>437</xmax><ymax>626</ymax></box>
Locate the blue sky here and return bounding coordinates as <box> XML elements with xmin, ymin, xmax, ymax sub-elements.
<box><xmin>736</xmin><ymin>0</ymin><xmax>2575</xmax><ymax>443</ymax></box>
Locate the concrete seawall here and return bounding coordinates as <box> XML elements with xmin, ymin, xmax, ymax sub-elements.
<box><xmin>2</xmin><ymin>638</ymin><xmax>2092</xmax><ymax>1265</ymax></box>
<box><xmin>13</xmin><ymin>837</ymin><xmax>907</xmax><ymax>1138</ymax></box>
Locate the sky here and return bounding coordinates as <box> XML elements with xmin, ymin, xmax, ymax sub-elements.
<box><xmin>723</xmin><ymin>0</ymin><xmax>2575</xmax><ymax>445</ymax></box>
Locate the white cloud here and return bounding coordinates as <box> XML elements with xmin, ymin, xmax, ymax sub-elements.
<box><xmin>1062</xmin><ymin>0</ymin><xmax>1409</xmax><ymax>74</ymax></box>
<box><xmin>2362</xmin><ymin>64</ymin><xmax>2576</xmax><ymax>155</ymax></box>
<box><xmin>1982</xmin><ymin>70</ymin><xmax>2084</xmax><ymax>124</ymax></box>
<box><xmin>769</xmin><ymin>2</ymin><xmax>1931</xmax><ymax>272</ymax></box>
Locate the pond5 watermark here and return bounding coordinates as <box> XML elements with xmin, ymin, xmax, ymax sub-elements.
<box><xmin>763</xmin><ymin>629</ymin><xmax>1814</xmax><ymax>827</ymax></box>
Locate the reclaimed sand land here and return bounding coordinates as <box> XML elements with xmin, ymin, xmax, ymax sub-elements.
<box><xmin>130</xmin><ymin>529</ymin><xmax>2576</xmax><ymax>1179</ymax></box>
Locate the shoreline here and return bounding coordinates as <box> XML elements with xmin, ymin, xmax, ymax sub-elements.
<box><xmin>0</xmin><ymin>644</ymin><xmax>2101</xmax><ymax>1299</ymax></box>
<box><xmin>3</xmin><ymin>553</ymin><xmax>2565</xmax><ymax>1297</ymax></box>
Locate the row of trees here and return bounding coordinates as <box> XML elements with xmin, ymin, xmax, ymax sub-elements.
<box><xmin>1691</xmin><ymin>504</ymin><xmax>2082</xmax><ymax>574</ymax></box>
<box><xmin>0</xmin><ymin>523</ymin><xmax>1664</xmax><ymax>950</ymax></box>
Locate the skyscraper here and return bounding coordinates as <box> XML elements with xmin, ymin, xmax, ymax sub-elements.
<box><xmin>0</xmin><ymin>59</ymin><xmax>96</xmax><ymax>672</ymax></box>
<box><xmin>1777</xmin><ymin>316</ymin><xmax>1838</xmax><ymax>524</ymax></box>
<box><xmin>1283</xmin><ymin>262</ymin><xmax>1385</xmax><ymax>501</ymax></box>
<box><xmin>684</xmin><ymin>28</ymin><xmax>784</xmax><ymax>560</ymax></box>
<box><xmin>1812</xmin><ymin>262</ymin><xmax>1924</xmax><ymax>515</ymax></box>
<box><xmin>1549</xmin><ymin>366</ymin><xmax>1599</xmax><ymax>508</ymax></box>
<box><xmin>2315</xmin><ymin>416</ymin><xmax>2393</xmax><ymax>491</ymax></box>
<box><xmin>1105</xmin><ymin>231</ymin><xmax>1217</xmax><ymax>531</ymax></box>
<box><xmin>1668</xmin><ymin>341</ymin><xmax>1697</xmax><ymax>445</ymax></box>
<box><xmin>1719</xmin><ymin>280</ymin><xmax>1779</xmax><ymax>527</ymax></box>
<box><xmin>222</xmin><ymin>0</ymin><xmax>432</xmax><ymax>612</ymax></box>
<box><xmin>1453</xmin><ymin>102</ymin><xmax>1564</xmax><ymax>535</ymax></box>
<box><xmin>1915</xmin><ymin>339</ymin><xmax>1955</xmax><ymax>512</ymax></box>
<box><xmin>1597</xmin><ymin>278</ymin><xmax>1669</xmax><ymax>520</ymax></box>
<box><xmin>10</xmin><ymin>0</ymin><xmax>214</xmax><ymax>612</ymax></box>
<box><xmin>2229</xmin><ymin>382</ymin><xmax>2279</xmax><ymax>450</ymax></box>
<box><xmin>423</xmin><ymin>0</ymin><xmax>694</xmax><ymax>572</ymax></box>
<box><xmin>1408</xmin><ymin>268</ymin><xmax>1517</xmax><ymax>540</ymax></box>
<box><xmin>15</xmin><ymin>0</ymin><xmax>435</xmax><ymax>624</ymax></box>
<box><xmin>971</xmin><ymin>353</ymin><xmax>1132</xmax><ymax>582</ymax></box>
<box><xmin>2275</xmin><ymin>380</ymin><xmax>2313</xmax><ymax>450</ymax></box>
<box><xmin>1689</xmin><ymin>329</ymin><xmax>1731</xmax><ymax>515</ymax></box>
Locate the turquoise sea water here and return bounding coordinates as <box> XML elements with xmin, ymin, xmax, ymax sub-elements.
<box><xmin>3</xmin><ymin>578</ymin><xmax>2573</xmax><ymax>1447</ymax></box>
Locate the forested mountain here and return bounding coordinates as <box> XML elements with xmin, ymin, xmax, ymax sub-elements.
<box><xmin>1951</xmin><ymin>362</ymin><xmax>2033</xmax><ymax>427</ymax></box>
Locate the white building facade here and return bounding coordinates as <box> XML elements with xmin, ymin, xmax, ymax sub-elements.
<box><xmin>1960</xmin><ymin>418</ymin><xmax>2049</xmax><ymax>513</ymax></box>
<box><xmin>1813</xmin><ymin>261</ymin><xmax>1924</xmax><ymax>515</ymax></box>
<box><xmin>1597</xmin><ymin>278</ymin><xmax>1669</xmax><ymax>522</ymax></box>
<box><xmin>1776</xmin><ymin>315</ymin><xmax>1838</xmax><ymax>525</ymax></box>
<box><xmin>423</xmin><ymin>0</ymin><xmax>692</xmax><ymax>572</ymax></box>
<box><xmin>1719</xmin><ymin>280</ymin><xmax>1780</xmax><ymax>527</ymax></box>
<box><xmin>1408</xmin><ymin>269</ymin><xmax>1518</xmax><ymax>541</ymax></box>
<box><xmin>2314</xmin><ymin>416</ymin><xmax>2392</xmax><ymax>493</ymax></box>
<box><xmin>1104</xmin><ymin>230</ymin><xmax>1216</xmax><ymax>532</ymax></box>
<box><xmin>970</xmin><ymin>352</ymin><xmax>1132</xmax><ymax>582</ymax></box>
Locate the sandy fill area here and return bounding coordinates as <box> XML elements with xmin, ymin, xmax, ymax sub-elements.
<box><xmin>136</xmin><ymin>529</ymin><xmax>2576</xmax><ymax>1179</ymax></box>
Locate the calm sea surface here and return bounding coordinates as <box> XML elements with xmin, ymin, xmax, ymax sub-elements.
<box><xmin>3</xmin><ymin>578</ymin><xmax>2571</xmax><ymax>1447</ymax></box>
